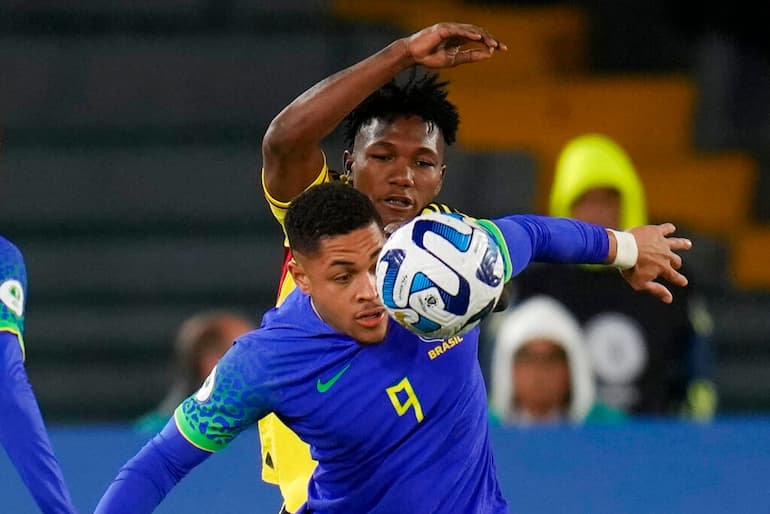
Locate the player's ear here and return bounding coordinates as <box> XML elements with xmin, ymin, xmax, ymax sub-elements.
<box><xmin>342</xmin><ymin>151</ymin><xmax>354</xmax><ymax>184</ymax></box>
<box><xmin>288</xmin><ymin>258</ymin><xmax>311</xmax><ymax>294</ymax></box>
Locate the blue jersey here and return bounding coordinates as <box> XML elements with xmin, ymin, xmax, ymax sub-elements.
<box><xmin>0</xmin><ymin>236</ymin><xmax>77</xmax><ymax>514</ymax></box>
<box><xmin>94</xmin><ymin>213</ymin><xmax>610</xmax><ymax>514</ymax></box>
<box><xmin>175</xmin><ymin>289</ymin><xmax>507</xmax><ymax>513</ymax></box>
<box><xmin>0</xmin><ymin>236</ymin><xmax>26</xmax><ymax>352</ymax></box>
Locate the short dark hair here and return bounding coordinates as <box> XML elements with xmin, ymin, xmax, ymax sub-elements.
<box><xmin>342</xmin><ymin>72</ymin><xmax>459</xmax><ymax>149</ymax></box>
<box><xmin>285</xmin><ymin>183</ymin><xmax>383</xmax><ymax>255</ymax></box>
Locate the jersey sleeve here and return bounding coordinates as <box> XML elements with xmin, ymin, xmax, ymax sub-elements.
<box><xmin>262</xmin><ymin>152</ymin><xmax>331</xmax><ymax>246</ymax></box>
<box><xmin>0</xmin><ymin>239</ymin><xmax>77</xmax><ymax>513</ymax></box>
<box><xmin>94</xmin><ymin>420</ymin><xmax>212</xmax><ymax>514</ymax></box>
<box><xmin>0</xmin><ymin>333</ymin><xmax>77</xmax><ymax>514</ymax></box>
<box><xmin>174</xmin><ymin>338</ymin><xmax>276</xmax><ymax>452</ymax></box>
<box><xmin>479</xmin><ymin>214</ymin><xmax>609</xmax><ymax>279</ymax></box>
<box><xmin>0</xmin><ymin>237</ymin><xmax>27</xmax><ymax>358</ymax></box>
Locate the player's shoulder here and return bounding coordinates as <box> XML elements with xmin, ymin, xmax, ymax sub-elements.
<box><xmin>0</xmin><ymin>236</ymin><xmax>26</xmax><ymax>294</ymax></box>
<box><xmin>421</xmin><ymin>202</ymin><xmax>466</xmax><ymax>216</ymax></box>
<box><xmin>0</xmin><ymin>236</ymin><xmax>24</xmax><ymax>264</ymax></box>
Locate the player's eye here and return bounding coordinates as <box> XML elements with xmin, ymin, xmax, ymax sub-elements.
<box><xmin>416</xmin><ymin>160</ymin><xmax>436</xmax><ymax>168</ymax></box>
<box><xmin>334</xmin><ymin>273</ymin><xmax>351</xmax><ymax>283</ymax></box>
<box><xmin>371</xmin><ymin>154</ymin><xmax>391</xmax><ymax>161</ymax></box>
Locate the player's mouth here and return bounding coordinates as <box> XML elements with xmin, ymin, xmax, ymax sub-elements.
<box><xmin>355</xmin><ymin>308</ymin><xmax>386</xmax><ymax>328</ymax></box>
<box><xmin>382</xmin><ymin>195</ymin><xmax>415</xmax><ymax>211</ymax></box>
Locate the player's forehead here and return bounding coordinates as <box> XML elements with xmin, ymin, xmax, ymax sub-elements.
<box><xmin>315</xmin><ymin>223</ymin><xmax>384</xmax><ymax>267</ymax></box>
<box><xmin>355</xmin><ymin>116</ymin><xmax>445</xmax><ymax>155</ymax></box>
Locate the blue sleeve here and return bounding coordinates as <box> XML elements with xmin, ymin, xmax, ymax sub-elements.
<box><xmin>94</xmin><ymin>420</ymin><xmax>211</xmax><ymax>514</ymax></box>
<box><xmin>173</xmin><ymin>337</ymin><xmax>274</xmax><ymax>452</ymax></box>
<box><xmin>480</xmin><ymin>214</ymin><xmax>609</xmax><ymax>278</ymax></box>
<box><xmin>0</xmin><ymin>332</ymin><xmax>77</xmax><ymax>514</ymax></box>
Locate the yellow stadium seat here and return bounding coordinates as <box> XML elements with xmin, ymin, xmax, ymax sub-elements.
<box><xmin>638</xmin><ymin>153</ymin><xmax>757</xmax><ymax>238</ymax></box>
<box><xmin>451</xmin><ymin>75</ymin><xmax>695</xmax><ymax>160</ymax></box>
<box><xmin>333</xmin><ymin>2</ymin><xmax>588</xmax><ymax>81</ymax></box>
<box><xmin>731</xmin><ymin>226</ymin><xmax>770</xmax><ymax>290</ymax></box>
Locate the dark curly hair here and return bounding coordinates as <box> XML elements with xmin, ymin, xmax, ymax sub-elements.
<box><xmin>342</xmin><ymin>72</ymin><xmax>459</xmax><ymax>149</ymax></box>
<box><xmin>285</xmin><ymin>183</ymin><xmax>383</xmax><ymax>256</ymax></box>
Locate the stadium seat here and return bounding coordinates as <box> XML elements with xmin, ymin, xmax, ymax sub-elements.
<box><xmin>0</xmin><ymin>145</ymin><xmax>270</xmax><ymax>228</ymax></box>
<box><xmin>0</xmin><ymin>34</ymin><xmax>334</xmax><ymax>131</ymax></box>
<box><xmin>19</xmin><ymin>234</ymin><xmax>281</xmax><ymax>301</ymax></box>
<box><xmin>731</xmin><ymin>226</ymin><xmax>770</xmax><ymax>290</ymax></box>
<box><xmin>638</xmin><ymin>152</ymin><xmax>757</xmax><ymax>238</ymax></box>
<box><xmin>450</xmin><ymin>75</ymin><xmax>695</xmax><ymax>161</ymax></box>
<box><xmin>1</xmin><ymin>0</ymin><xmax>329</xmax><ymax>19</ymax></box>
<box><xmin>334</xmin><ymin>1</ymin><xmax>589</xmax><ymax>83</ymax></box>
<box><xmin>709</xmin><ymin>291</ymin><xmax>770</xmax><ymax>410</ymax></box>
<box><xmin>438</xmin><ymin>148</ymin><xmax>538</xmax><ymax>218</ymax></box>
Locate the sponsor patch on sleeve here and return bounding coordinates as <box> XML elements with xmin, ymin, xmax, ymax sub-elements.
<box><xmin>0</xmin><ymin>280</ymin><xmax>24</xmax><ymax>318</ymax></box>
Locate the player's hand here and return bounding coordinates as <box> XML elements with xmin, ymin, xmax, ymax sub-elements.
<box><xmin>621</xmin><ymin>223</ymin><xmax>692</xmax><ymax>304</ymax></box>
<box><xmin>404</xmin><ymin>23</ymin><xmax>507</xmax><ymax>69</ymax></box>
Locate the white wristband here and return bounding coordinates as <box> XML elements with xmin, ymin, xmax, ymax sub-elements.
<box><xmin>609</xmin><ymin>229</ymin><xmax>638</xmax><ymax>269</ymax></box>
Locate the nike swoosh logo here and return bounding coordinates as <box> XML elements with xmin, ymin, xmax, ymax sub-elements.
<box><xmin>316</xmin><ymin>363</ymin><xmax>351</xmax><ymax>393</ymax></box>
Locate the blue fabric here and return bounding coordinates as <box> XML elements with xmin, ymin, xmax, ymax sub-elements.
<box><xmin>0</xmin><ymin>237</ymin><xmax>76</xmax><ymax>514</ymax></box>
<box><xmin>94</xmin><ymin>421</ymin><xmax>210</xmax><ymax>514</ymax></box>
<box><xmin>101</xmin><ymin>289</ymin><xmax>507</xmax><ymax>513</ymax></box>
<box><xmin>0</xmin><ymin>236</ymin><xmax>26</xmax><ymax>352</ymax></box>
<box><xmin>0</xmin><ymin>334</ymin><xmax>77</xmax><ymax>514</ymax></box>
<box><xmin>491</xmin><ymin>214</ymin><xmax>609</xmax><ymax>276</ymax></box>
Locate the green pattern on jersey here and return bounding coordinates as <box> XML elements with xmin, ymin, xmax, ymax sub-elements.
<box><xmin>174</xmin><ymin>351</ymin><xmax>271</xmax><ymax>452</ymax></box>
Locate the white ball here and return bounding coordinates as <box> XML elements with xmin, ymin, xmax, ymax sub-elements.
<box><xmin>376</xmin><ymin>212</ymin><xmax>505</xmax><ymax>340</ymax></box>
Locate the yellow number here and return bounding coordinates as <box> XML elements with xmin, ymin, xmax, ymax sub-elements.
<box><xmin>386</xmin><ymin>377</ymin><xmax>424</xmax><ymax>423</ymax></box>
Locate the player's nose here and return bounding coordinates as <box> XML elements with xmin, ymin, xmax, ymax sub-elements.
<box><xmin>358</xmin><ymin>272</ymin><xmax>379</xmax><ymax>301</ymax></box>
<box><xmin>388</xmin><ymin>162</ymin><xmax>415</xmax><ymax>187</ymax></box>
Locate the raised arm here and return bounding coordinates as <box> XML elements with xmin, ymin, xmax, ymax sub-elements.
<box><xmin>482</xmin><ymin>215</ymin><xmax>691</xmax><ymax>303</ymax></box>
<box><xmin>261</xmin><ymin>22</ymin><xmax>506</xmax><ymax>202</ymax></box>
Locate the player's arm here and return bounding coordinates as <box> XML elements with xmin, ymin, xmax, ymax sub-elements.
<box><xmin>0</xmin><ymin>238</ymin><xmax>77</xmax><ymax>514</ymax></box>
<box><xmin>261</xmin><ymin>22</ymin><xmax>505</xmax><ymax>202</ymax></box>
<box><xmin>93</xmin><ymin>420</ymin><xmax>209</xmax><ymax>514</ymax></box>
<box><xmin>0</xmin><ymin>333</ymin><xmax>77</xmax><ymax>514</ymax></box>
<box><xmin>480</xmin><ymin>214</ymin><xmax>691</xmax><ymax>303</ymax></box>
<box><xmin>94</xmin><ymin>340</ymin><xmax>274</xmax><ymax>513</ymax></box>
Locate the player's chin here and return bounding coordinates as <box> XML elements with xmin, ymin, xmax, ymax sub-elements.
<box><xmin>379</xmin><ymin>207</ymin><xmax>417</xmax><ymax>229</ymax></box>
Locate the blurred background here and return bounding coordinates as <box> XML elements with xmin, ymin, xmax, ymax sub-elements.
<box><xmin>2</xmin><ymin>0</ymin><xmax>770</xmax><ymax>511</ymax></box>
<box><xmin>3</xmin><ymin>0</ymin><xmax>769</xmax><ymax>423</ymax></box>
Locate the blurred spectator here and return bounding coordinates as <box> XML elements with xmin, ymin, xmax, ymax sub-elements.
<box><xmin>489</xmin><ymin>295</ymin><xmax>624</xmax><ymax>426</ymax></box>
<box><xmin>134</xmin><ymin>310</ymin><xmax>254</xmax><ymax>434</ymax></box>
<box><xmin>512</xmin><ymin>134</ymin><xmax>716</xmax><ymax>420</ymax></box>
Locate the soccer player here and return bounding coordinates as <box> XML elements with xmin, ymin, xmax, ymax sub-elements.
<box><xmin>0</xmin><ymin>236</ymin><xmax>77</xmax><ymax>514</ymax></box>
<box><xmin>94</xmin><ymin>183</ymin><xmax>691</xmax><ymax>514</ymax></box>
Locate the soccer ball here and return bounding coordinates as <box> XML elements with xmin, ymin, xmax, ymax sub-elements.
<box><xmin>376</xmin><ymin>212</ymin><xmax>505</xmax><ymax>340</ymax></box>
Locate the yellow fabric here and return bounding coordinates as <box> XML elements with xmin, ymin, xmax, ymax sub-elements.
<box><xmin>549</xmin><ymin>133</ymin><xmax>647</xmax><ymax>229</ymax></box>
<box><xmin>262</xmin><ymin>153</ymin><xmax>330</xmax><ymax>247</ymax></box>
<box><xmin>258</xmin><ymin>157</ymin><xmax>331</xmax><ymax>512</ymax></box>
